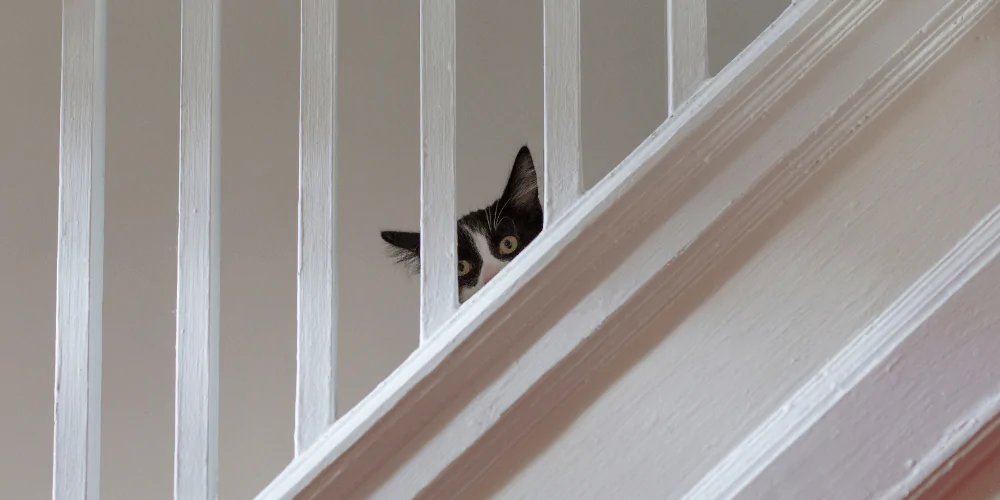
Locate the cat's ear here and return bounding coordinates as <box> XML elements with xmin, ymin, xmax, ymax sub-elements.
<box><xmin>380</xmin><ymin>230</ymin><xmax>421</xmax><ymax>273</ymax></box>
<box><xmin>500</xmin><ymin>145</ymin><xmax>541</xmax><ymax>212</ymax></box>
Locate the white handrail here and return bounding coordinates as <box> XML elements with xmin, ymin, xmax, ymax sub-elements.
<box><xmin>295</xmin><ymin>0</ymin><xmax>339</xmax><ymax>455</ymax></box>
<box><xmin>174</xmin><ymin>0</ymin><xmax>222</xmax><ymax>498</ymax></box>
<box><xmin>53</xmin><ymin>1</ymin><xmax>106</xmax><ymax>498</ymax></box>
<box><xmin>418</xmin><ymin>0</ymin><xmax>458</xmax><ymax>344</ymax></box>
<box><xmin>667</xmin><ymin>0</ymin><xmax>709</xmax><ymax>115</ymax></box>
<box><xmin>543</xmin><ymin>0</ymin><xmax>583</xmax><ymax>227</ymax></box>
<box><xmin>49</xmin><ymin>2</ymin><xmax>717</xmax><ymax>496</ymax></box>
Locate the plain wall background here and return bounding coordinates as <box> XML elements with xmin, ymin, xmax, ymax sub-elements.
<box><xmin>0</xmin><ymin>1</ymin><xmax>788</xmax><ymax>498</ymax></box>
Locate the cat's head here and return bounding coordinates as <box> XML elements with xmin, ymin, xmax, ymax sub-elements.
<box><xmin>380</xmin><ymin>145</ymin><xmax>543</xmax><ymax>303</ymax></box>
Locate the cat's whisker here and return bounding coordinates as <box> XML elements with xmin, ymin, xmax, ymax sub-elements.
<box><xmin>494</xmin><ymin>197</ymin><xmax>512</xmax><ymax>230</ymax></box>
<box><xmin>381</xmin><ymin>145</ymin><xmax>540</xmax><ymax>302</ymax></box>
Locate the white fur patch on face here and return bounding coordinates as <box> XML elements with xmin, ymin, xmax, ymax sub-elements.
<box><xmin>459</xmin><ymin>230</ymin><xmax>507</xmax><ymax>302</ymax></box>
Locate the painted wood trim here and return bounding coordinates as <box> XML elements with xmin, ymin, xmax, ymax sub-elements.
<box><xmin>174</xmin><ymin>0</ymin><xmax>222</xmax><ymax>498</ymax></box>
<box><xmin>683</xmin><ymin>202</ymin><xmax>1000</xmax><ymax>500</ymax></box>
<box><xmin>666</xmin><ymin>0</ymin><xmax>709</xmax><ymax>115</ymax></box>
<box><xmin>542</xmin><ymin>0</ymin><xmax>583</xmax><ymax>227</ymax></box>
<box><xmin>252</xmin><ymin>0</ymin><xmax>966</xmax><ymax>497</ymax></box>
<box><xmin>53</xmin><ymin>0</ymin><xmax>107</xmax><ymax>498</ymax></box>
<box><xmin>417</xmin><ymin>0</ymin><xmax>993</xmax><ymax>497</ymax></box>
<box><xmin>295</xmin><ymin>0</ymin><xmax>338</xmax><ymax>456</ymax></box>
<box><xmin>683</xmin><ymin>1</ymin><xmax>999</xmax><ymax>495</ymax></box>
<box><xmin>911</xmin><ymin>407</ymin><xmax>1000</xmax><ymax>499</ymax></box>
<box><xmin>418</xmin><ymin>0</ymin><xmax>458</xmax><ymax>344</ymax></box>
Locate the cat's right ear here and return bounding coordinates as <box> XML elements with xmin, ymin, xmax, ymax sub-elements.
<box><xmin>501</xmin><ymin>145</ymin><xmax>541</xmax><ymax>213</ymax></box>
<box><xmin>380</xmin><ymin>230</ymin><xmax>421</xmax><ymax>273</ymax></box>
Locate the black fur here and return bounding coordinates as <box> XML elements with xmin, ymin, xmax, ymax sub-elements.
<box><xmin>380</xmin><ymin>145</ymin><xmax>543</xmax><ymax>296</ymax></box>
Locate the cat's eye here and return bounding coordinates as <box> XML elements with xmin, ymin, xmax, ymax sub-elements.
<box><xmin>458</xmin><ymin>260</ymin><xmax>472</xmax><ymax>277</ymax></box>
<box><xmin>499</xmin><ymin>235</ymin><xmax>518</xmax><ymax>255</ymax></box>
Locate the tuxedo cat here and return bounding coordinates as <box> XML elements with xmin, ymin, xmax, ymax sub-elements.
<box><xmin>380</xmin><ymin>145</ymin><xmax>543</xmax><ymax>302</ymax></box>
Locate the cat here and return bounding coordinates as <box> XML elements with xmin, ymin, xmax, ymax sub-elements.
<box><xmin>380</xmin><ymin>145</ymin><xmax>543</xmax><ymax>303</ymax></box>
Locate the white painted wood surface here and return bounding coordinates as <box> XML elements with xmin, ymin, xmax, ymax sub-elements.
<box><xmin>475</xmin><ymin>1</ymin><xmax>1000</xmax><ymax>498</ymax></box>
<box><xmin>295</xmin><ymin>0</ymin><xmax>338</xmax><ymax>457</ymax></box>
<box><xmin>543</xmin><ymin>0</ymin><xmax>583</xmax><ymax>227</ymax></box>
<box><xmin>913</xmin><ymin>407</ymin><xmax>1000</xmax><ymax>498</ymax></box>
<box><xmin>418</xmin><ymin>0</ymin><xmax>458</xmax><ymax>343</ymax></box>
<box><xmin>387</xmin><ymin>0</ymin><xmax>988</xmax><ymax>496</ymax></box>
<box><xmin>925</xmin><ymin>419</ymin><xmax>1000</xmax><ymax>499</ymax></box>
<box><xmin>256</xmin><ymin>0</ymin><xmax>979</xmax><ymax>497</ymax></box>
<box><xmin>686</xmin><ymin>203</ymin><xmax>1000</xmax><ymax>500</ymax></box>
<box><xmin>666</xmin><ymin>0</ymin><xmax>708</xmax><ymax>115</ymax></box>
<box><xmin>53</xmin><ymin>1</ymin><xmax>106</xmax><ymax>498</ymax></box>
<box><xmin>682</xmin><ymin>1</ymin><xmax>1000</xmax><ymax>494</ymax></box>
<box><xmin>174</xmin><ymin>0</ymin><xmax>222</xmax><ymax>498</ymax></box>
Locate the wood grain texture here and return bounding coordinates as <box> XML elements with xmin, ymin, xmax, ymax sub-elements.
<box><xmin>53</xmin><ymin>1</ymin><xmax>106</xmax><ymax>498</ymax></box>
<box><xmin>422</xmin><ymin>0</ymin><xmax>988</xmax><ymax>497</ymax></box>
<box><xmin>174</xmin><ymin>0</ymin><xmax>221</xmax><ymax>498</ymax></box>
<box><xmin>295</xmin><ymin>0</ymin><xmax>338</xmax><ymax>457</ymax></box>
<box><xmin>418</xmin><ymin>0</ymin><xmax>458</xmax><ymax>344</ymax></box>
<box><xmin>920</xmin><ymin>417</ymin><xmax>1000</xmax><ymax>499</ymax></box>
<box><xmin>912</xmin><ymin>410</ymin><xmax>1000</xmax><ymax>498</ymax></box>
<box><xmin>685</xmin><ymin>203</ymin><xmax>1000</xmax><ymax>500</ymax></box>
<box><xmin>678</xmin><ymin>3</ymin><xmax>999</xmax><ymax>495</ymax></box>
<box><xmin>667</xmin><ymin>0</ymin><xmax>708</xmax><ymax>115</ymax></box>
<box><xmin>479</xmin><ymin>3</ymin><xmax>1000</xmax><ymax>497</ymax></box>
<box><xmin>543</xmin><ymin>0</ymin><xmax>582</xmax><ymax>226</ymax></box>
<box><xmin>252</xmin><ymin>0</ymin><xmax>972</xmax><ymax>498</ymax></box>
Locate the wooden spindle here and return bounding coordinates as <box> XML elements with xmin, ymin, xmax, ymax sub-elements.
<box><xmin>174</xmin><ymin>0</ymin><xmax>222</xmax><ymax>497</ymax></box>
<box><xmin>543</xmin><ymin>0</ymin><xmax>583</xmax><ymax>227</ymax></box>
<box><xmin>53</xmin><ymin>0</ymin><xmax>107</xmax><ymax>498</ymax></box>
<box><xmin>666</xmin><ymin>0</ymin><xmax>709</xmax><ymax>115</ymax></box>
<box><xmin>295</xmin><ymin>0</ymin><xmax>339</xmax><ymax>455</ymax></box>
<box><xmin>419</xmin><ymin>0</ymin><xmax>458</xmax><ymax>343</ymax></box>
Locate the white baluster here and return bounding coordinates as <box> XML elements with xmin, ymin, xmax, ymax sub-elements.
<box><xmin>543</xmin><ymin>0</ymin><xmax>583</xmax><ymax>227</ymax></box>
<box><xmin>295</xmin><ymin>0</ymin><xmax>339</xmax><ymax>455</ymax></box>
<box><xmin>174</xmin><ymin>0</ymin><xmax>222</xmax><ymax>498</ymax></box>
<box><xmin>53</xmin><ymin>0</ymin><xmax>106</xmax><ymax>498</ymax></box>
<box><xmin>419</xmin><ymin>0</ymin><xmax>458</xmax><ymax>343</ymax></box>
<box><xmin>667</xmin><ymin>0</ymin><xmax>708</xmax><ymax>115</ymax></box>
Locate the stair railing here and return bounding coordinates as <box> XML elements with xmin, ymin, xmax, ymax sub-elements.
<box><xmin>50</xmin><ymin>1</ymin><xmax>709</xmax><ymax>498</ymax></box>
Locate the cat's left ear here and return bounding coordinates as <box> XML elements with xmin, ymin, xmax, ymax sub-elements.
<box><xmin>380</xmin><ymin>230</ymin><xmax>421</xmax><ymax>273</ymax></box>
<box><xmin>500</xmin><ymin>145</ymin><xmax>541</xmax><ymax>212</ymax></box>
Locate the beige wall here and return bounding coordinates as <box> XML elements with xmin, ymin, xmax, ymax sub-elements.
<box><xmin>0</xmin><ymin>0</ymin><xmax>786</xmax><ymax>498</ymax></box>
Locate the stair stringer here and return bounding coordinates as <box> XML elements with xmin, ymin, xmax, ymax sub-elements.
<box><xmin>255</xmin><ymin>0</ymin><xmax>999</xmax><ymax>498</ymax></box>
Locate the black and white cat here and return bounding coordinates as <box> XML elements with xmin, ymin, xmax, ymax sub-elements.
<box><xmin>380</xmin><ymin>145</ymin><xmax>543</xmax><ymax>303</ymax></box>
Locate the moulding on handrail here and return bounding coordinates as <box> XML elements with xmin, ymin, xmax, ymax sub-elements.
<box><xmin>909</xmin><ymin>402</ymin><xmax>1000</xmax><ymax>499</ymax></box>
<box><xmin>683</xmin><ymin>202</ymin><xmax>1000</xmax><ymax>499</ymax></box>
<box><xmin>254</xmin><ymin>3</ymin><xmax>832</xmax><ymax>496</ymax></box>
<box><xmin>254</xmin><ymin>0</ymin><xmax>984</xmax><ymax>497</ymax></box>
<box><xmin>897</xmin><ymin>396</ymin><xmax>1000</xmax><ymax>499</ymax></box>
<box><xmin>678</xmin><ymin>3</ymin><xmax>1000</xmax><ymax>496</ymax></box>
<box><xmin>424</xmin><ymin>0</ymin><xmax>998</xmax><ymax>498</ymax></box>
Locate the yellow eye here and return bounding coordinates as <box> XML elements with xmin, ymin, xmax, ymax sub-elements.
<box><xmin>499</xmin><ymin>235</ymin><xmax>518</xmax><ymax>255</ymax></box>
<box><xmin>458</xmin><ymin>260</ymin><xmax>472</xmax><ymax>277</ymax></box>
